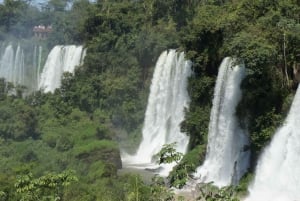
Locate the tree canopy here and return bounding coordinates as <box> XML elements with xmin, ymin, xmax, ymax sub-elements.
<box><xmin>0</xmin><ymin>0</ymin><xmax>299</xmax><ymax>200</ymax></box>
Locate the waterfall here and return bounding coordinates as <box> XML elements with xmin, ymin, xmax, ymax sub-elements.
<box><xmin>14</xmin><ymin>45</ymin><xmax>25</xmax><ymax>85</ymax></box>
<box><xmin>0</xmin><ymin>44</ymin><xmax>43</xmax><ymax>93</ymax></box>
<box><xmin>245</xmin><ymin>86</ymin><xmax>300</xmax><ymax>201</ymax></box>
<box><xmin>194</xmin><ymin>57</ymin><xmax>250</xmax><ymax>187</ymax></box>
<box><xmin>37</xmin><ymin>46</ymin><xmax>43</xmax><ymax>89</ymax></box>
<box><xmin>0</xmin><ymin>44</ymin><xmax>85</xmax><ymax>93</ymax></box>
<box><xmin>0</xmin><ymin>44</ymin><xmax>25</xmax><ymax>87</ymax></box>
<box><xmin>31</xmin><ymin>45</ymin><xmax>43</xmax><ymax>91</ymax></box>
<box><xmin>33</xmin><ymin>45</ymin><xmax>37</xmax><ymax>89</ymax></box>
<box><xmin>0</xmin><ymin>45</ymin><xmax>15</xmax><ymax>83</ymax></box>
<box><xmin>38</xmin><ymin>45</ymin><xmax>85</xmax><ymax>93</ymax></box>
<box><xmin>122</xmin><ymin>49</ymin><xmax>192</xmax><ymax>176</ymax></box>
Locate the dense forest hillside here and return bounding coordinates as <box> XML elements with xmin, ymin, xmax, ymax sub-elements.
<box><xmin>0</xmin><ymin>0</ymin><xmax>299</xmax><ymax>200</ymax></box>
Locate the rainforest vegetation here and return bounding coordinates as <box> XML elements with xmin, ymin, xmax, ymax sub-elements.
<box><xmin>0</xmin><ymin>0</ymin><xmax>299</xmax><ymax>200</ymax></box>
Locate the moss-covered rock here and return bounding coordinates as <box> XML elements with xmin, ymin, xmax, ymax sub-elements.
<box><xmin>75</xmin><ymin>140</ymin><xmax>122</xmax><ymax>169</ymax></box>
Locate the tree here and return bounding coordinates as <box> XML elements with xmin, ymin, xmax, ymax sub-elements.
<box><xmin>155</xmin><ymin>142</ymin><xmax>183</xmax><ymax>165</ymax></box>
<box><xmin>15</xmin><ymin>170</ymin><xmax>78</xmax><ymax>201</ymax></box>
<box><xmin>196</xmin><ymin>184</ymin><xmax>239</xmax><ymax>201</ymax></box>
<box><xmin>0</xmin><ymin>0</ymin><xmax>27</xmax><ymax>32</ymax></box>
<box><xmin>155</xmin><ymin>143</ymin><xmax>192</xmax><ymax>188</ymax></box>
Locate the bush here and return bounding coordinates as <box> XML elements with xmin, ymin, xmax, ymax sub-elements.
<box><xmin>56</xmin><ymin>135</ymin><xmax>74</xmax><ymax>152</ymax></box>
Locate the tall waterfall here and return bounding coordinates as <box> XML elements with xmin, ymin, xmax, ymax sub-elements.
<box><xmin>194</xmin><ymin>57</ymin><xmax>250</xmax><ymax>187</ymax></box>
<box><xmin>122</xmin><ymin>49</ymin><xmax>192</xmax><ymax>176</ymax></box>
<box><xmin>0</xmin><ymin>44</ymin><xmax>85</xmax><ymax>94</ymax></box>
<box><xmin>0</xmin><ymin>45</ymin><xmax>16</xmax><ymax>83</ymax></box>
<box><xmin>31</xmin><ymin>45</ymin><xmax>43</xmax><ymax>91</ymax></box>
<box><xmin>38</xmin><ymin>45</ymin><xmax>85</xmax><ymax>93</ymax></box>
<box><xmin>245</xmin><ymin>86</ymin><xmax>300</xmax><ymax>201</ymax></box>
<box><xmin>0</xmin><ymin>44</ymin><xmax>39</xmax><ymax>91</ymax></box>
<box><xmin>0</xmin><ymin>44</ymin><xmax>42</xmax><ymax>93</ymax></box>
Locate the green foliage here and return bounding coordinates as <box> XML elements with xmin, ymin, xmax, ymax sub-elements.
<box><xmin>182</xmin><ymin>5</ymin><xmax>299</xmax><ymax>162</ymax></box>
<box><xmin>148</xmin><ymin>175</ymin><xmax>174</xmax><ymax>201</ymax></box>
<box><xmin>56</xmin><ymin>135</ymin><xmax>74</xmax><ymax>152</ymax></box>
<box><xmin>155</xmin><ymin>143</ymin><xmax>183</xmax><ymax>165</ymax></box>
<box><xmin>74</xmin><ymin>140</ymin><xmax>118</xmax><ymax>157</ymax></box>
<box><xmin>234</xmin><ymin>173</ymin><xmax>254</xmax><ymax>196</ymax></box>
<box><xmin>168</xmin><ymin>145</ymin><xmax>206</xmax><ymax>188</ymax></box>
<box><xmin>225</xmin><ymin>28</ymin><xmax>276</xmax><ymax>70</ymax></box>
<box><xmin>15</xmin><ymin>170</ymin><xmax>78</xmax><ymax>201</ymax></box>
<box><xmin>182</xmin><ymin>105</ymin><xmax>211</xmax><ymax>148</ymax></box>
<box><xmin>196</xmin><ymin>183</ymin><xmax>239</xmax><ymax>201</ymax></box>
<box><xmin>181</xmin><ymin>76</ymin><xmax>214</xmax><ymax>149</ymax></box>
<box><xmin>155</xmin><ymin>143</ymin><xmax>189</xmax><ymax>188</ymax></box>
<box><xmin>0</xmin><ymin>0</ymin><xmax>28</xmax><ymax>36</ymax></box>
<box><xmin>0</xmin><ymin>98</ymin><xmax>40</xmax><ymax>140</ymax></box>
<box><xmin>155</xmin><ymin>144</ymin><xmax>205</xmax><ymax>189</ymax></box>
<box><xmin>250</xmin><ymin>109</ymin><xmax>282</xmax><ymax>157</ymax></box>
<box><xmin>0</xmin><ymin>0</ymin><xmax>300</xmax><ymax>200</ymax></box>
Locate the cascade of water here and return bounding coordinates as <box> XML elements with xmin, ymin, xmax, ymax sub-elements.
<box><xmin>33</xmin><ymin>45</ymin><xmax>37</xmax><ymax>89</ymax></box>
<box><xmin>0</xmin><ymin>45</ymin><xmax>15</xmax><ymax>83</ymax></box>
<box><xmin>38</xmin><ymin>45</ymin><xmax>85</xmax><ymax>93</ymax></box>
<box><xmin>37</xmin><ymin>46</ymin><xmax>43</xmax><ymax>89</ymax></box>
<box><xmin>122</xmin><ymin>49</ymin><xmax>192</xmax><ymax>176</ymax></box>
<box><xmin>194</xmin><ymin>57</ymin><xmax>250</xmax><ymax>187</ymax></box>
<box><xmin>31</xmin><ymin>45</ymin><xmax>43</xmax><ymax>92</ymax></box>
<box><xmin>245</xmin><ymin>85</ymin><xmax>300</xmax><ymax>201</ymax></box>
<box><xmin>14</xmin><ymin>44</ymin><xmax>25</xmax><ymax>85</ymax></box>
<box><xmin>0</xmin><ymin>44</ymin><xmax>85</xmax><ymax>93</ymax></box>
<box><xmin>0</xmin><ymin>44</ymin><xmax>36</xmax><ymax>90</ymax></box>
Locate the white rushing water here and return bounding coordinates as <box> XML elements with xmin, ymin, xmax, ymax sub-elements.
<box><xmin>0</xmin><ymin>44</ymin><xmax>85</xmax><ymax>93</ymax></box>
<box><xmin>0</xmin><ymin>45</ymin><xmax>15</xmax><ymax>83</ymax></box>
<box><xmin>122</xmin><ymin>49</ymin><xmax>192</xmax><ymax>176</ymax></box>
<box><xmin>245</xmin><ymin>85</ymin><xmax>300</xmax><ymax>201</ymax></box>
<box><xmin>194</xmin><ymin>57</ymin><xmax>250</xmax><ymax>187</ymax></box>
<box><xmin>0</xmin><ymin>44</ymin><xmax>25</xmax><ymax>87</ymax></box>
<box><xmin>0</xmin><ymin>44</ymin><xmax>43</xmax><ymax>93</ymax></box>
<box><xmin>38</xmin><ymin>45</ymin><xmax>85</xmax><ymax>93</ymax></box>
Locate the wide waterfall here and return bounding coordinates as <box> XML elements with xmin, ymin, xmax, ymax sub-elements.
<box><xmin>0</xmin><ymin>44</ymin><xmax>85</xmax><ymax>94</ymax></box>
<box><xmin>245</xmin><ymin>85</ymin><xmax>300</xmax><ymax>201</ymax></box>
<box><xmin>194</xmin><ymin>57</ymin><xmax>250</xmax><ymax>187</ymax></box>
<box><xmin>0</xmin><ymin>44</ymin><xmax>42</xmax><ymax>93</ymax></box>
<box><xmin>122</xmin><ymin>49</ymin><xmax>192</xmax><ymax>176</ymax></box>
<box><xmin>38</xmin><ymin>45</ymin><xmax>86</xmax><ymax>93</ymax></box>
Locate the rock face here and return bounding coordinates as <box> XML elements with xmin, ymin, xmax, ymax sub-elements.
<box><xmin>75</xmin><ymin>141</ymin><xmax>122</xmax><ymax>169</ymax></box>
<box><xmin>77</xmin><ymin>148</ymin><xmax>122</xmax><ymax>169</ymax></box>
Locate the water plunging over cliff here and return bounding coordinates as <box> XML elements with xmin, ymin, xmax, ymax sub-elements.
<box><xmin>122</xmin><ymin>49</ymin><xmax>192</xmax><ymax>176</ymax></box>
<box><xmin>0</xmin><ymin>44</ymin><xmax>85</xmax><ymax>94</ymax></box>
<box><xmin>194</xmin><ymin>57</ymin><xmax>250</xmax><ymax>187</ymax></box>
<box><xmin>0</xmin><ymin>44</ymin><xmax>42</xmax><ymax>93</ymax></box>
<box><xmin>0</xmin><ymin>45</ymin><xmax>25</xmax><ymax>86</ymax></box>
<box><xmin>245</xmin><ymin>85</ymin><xmax>300</xmax><ymax>201</ymax></box>
<box><xmin>38</xmin><ymin>45</ymin><xmax>85</xmax><ymax>93</ymax></box>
